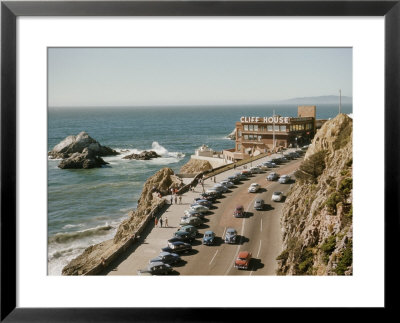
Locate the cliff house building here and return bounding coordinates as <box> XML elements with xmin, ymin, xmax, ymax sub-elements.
<box><xmin>223</xmin><ymin>105</ymin><xmax>318</xmax><ymax>161</ymax></box>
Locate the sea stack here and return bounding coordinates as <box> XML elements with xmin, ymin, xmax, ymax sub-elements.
<box><xmin>48</xmin><ymin>131</ymin><xmax>119</xmax><ymax>169</ymax></box>
<box><xmin>122</xmin><ymin>150</ymin><xmax>161</xmax><ymax>160</ymax></box>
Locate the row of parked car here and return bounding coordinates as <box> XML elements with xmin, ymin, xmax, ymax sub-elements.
<box><xmin>138</xmin><ymin>149</ymin><xmax>305</xmax><ymax>274</ymax></box>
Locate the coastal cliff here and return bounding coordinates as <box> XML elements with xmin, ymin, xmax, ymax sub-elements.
<box><xmin>277</xmin><ymin>114</ymin><xmax>353</xmax><ymax>275</ymax></box>
<box><xmin>179</xmin><ymin>159</ymin><xmax>213</xmax><ymax>174</ymax></box>
<box><xmin>62</xmin><ymin>167</ymin><xmax>181</xmax><ymax>275</ymax></box>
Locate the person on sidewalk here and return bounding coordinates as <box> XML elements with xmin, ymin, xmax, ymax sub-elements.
<box><xmin>155</xmin><ymin>217</ymin><xmax>158</xmax><ymax>227</ymax></box>
<box><xmin>179</xmin><ymin>195</ymin><xmax>182</xmax><ymax>204</ymax></box>
<box><xmin>160</xmin><ymin>217</ymin><xmax>163</xmax><ymax>227</ymax></box>
<box><xmin>170</xmin><ymin>195</ymin><xmax>173</xmax><ymax>204</ymax></box>
<box><xmin>174</xmin><ymin>194</ymin><xmax>178</xmax><ymax>204</ymax></box>
<box><xmin>165</xmin><ymin>217</ymin><xmax>168</xmax><ymax>227</ymax></box>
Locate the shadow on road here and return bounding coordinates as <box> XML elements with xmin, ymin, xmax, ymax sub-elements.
<box><xmin>250</xmin><ymin>258</ymin><xmax>264</xmax><ymax>271</ymax></box>
<box><xmin>238</xmin><ymin>235</ymin><xmax>250</xmax><ymax>245</ymax></box>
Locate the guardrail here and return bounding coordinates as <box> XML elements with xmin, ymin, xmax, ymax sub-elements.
<box><xmin>84</xmin><ymin>198</ymin><xmax>167</xmax><ymax>275</ymax></box>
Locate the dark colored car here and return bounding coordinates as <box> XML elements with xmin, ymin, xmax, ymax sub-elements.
<box><xmin>168</xmin><ymin>231</ymin><xmax>196</xmax><ymax>244</ymax></box>
<box><xmin>283</xmin><ymin>153</ymin><xmax>293</xmax><ymax>160</ymax></box>
<box><xmin>162</xmin><ymin>241</ymin><xmax>192</xmax><ymax>254</ymax></box>
<box><xmin>138</xmin><ymin>262</ymin><xmax>173</xmax><ymax>275</ymax></box>
<box><xmin>200</xmin><ymin>192</ymin><xmax>218</xmax><ymax>202</ymax></box>
<box><xmin>227</xmin><ymin>175</ymin><xmax>240</xmax><ymax>184</ymax></box>
<box><xmin>149</xmin><ymin>252</ymin><xmax>181</xmax><ymax>265</ymax></box>
<box><xmin>233</xmin><ymin>205</ymin><xmax>245</xmax><ymax>218</ymax></box>
<box><xmin>271</xmin><ymin>158</ymin><xmax>282</xmax><ymax>164</ymax></box>
<box><xmin>254</xmin><ymin>198</ymin><xmax>265</xmax><ymax>210</ymax></box>
<box><xmin>202</xmin><ymin>230</ymin><xmax>216</xmax><ymax>245</ymax></box>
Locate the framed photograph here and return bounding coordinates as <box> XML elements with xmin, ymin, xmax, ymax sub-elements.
<box><xmin>1</xmin><ymin>0</ymin><xmax>398</xmax><ymax>321</ymax></box>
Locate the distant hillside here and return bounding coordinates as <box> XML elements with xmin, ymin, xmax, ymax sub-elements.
<box><xmin>276</xmin><ymin>95</ymin><xmax>352</xmax><ymax>105</ymax></box>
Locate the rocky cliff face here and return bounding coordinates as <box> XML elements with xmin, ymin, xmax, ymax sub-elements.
<box><xmin>180</xmin><ymin>158</ymin><xmax>213</xmax><ymax>174</ymax></box>
<box><xmin>277</xmin><ymin>114</ymin><xmax>353</xmax><ymax>276</ymax></box>
<box><xmin>62</xmin><ymin>167</ymin><xmax>181</xmax><ymax>275</ymax></box>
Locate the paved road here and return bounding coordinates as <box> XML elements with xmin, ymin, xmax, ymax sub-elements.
<box><xmin>107</xmin><ymin>150</ymin><xmax>302</xmax><ymax>276</ymax></box>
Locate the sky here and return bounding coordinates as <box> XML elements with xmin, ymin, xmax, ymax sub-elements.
<box><xmin>48</xmin><ymin>47</ymin><xmax>352</xmax><ymax>107</ymax></box>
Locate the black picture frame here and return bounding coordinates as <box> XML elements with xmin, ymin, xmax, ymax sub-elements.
<box><xmin>1</xmin><ymin>1</ymin><xmax>399</xmax><ymax>321</ymax></box>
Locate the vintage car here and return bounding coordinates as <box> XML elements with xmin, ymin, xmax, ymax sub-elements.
<box><xmin>248</xmin><ymin>183</ymin><xmax>261</xmax><ymax>193</ymax></box>
<box><xmin>224</xmin><ymin>228</ymin><xmax>238</xmax><ymax>244</ymax></box>
<box><xmin>161</xmin><ymin>241</ymin><xmax>192</xmax><ymax>254</ymax></box>
<box><xmin>149</xmin><ymin>252</ymin><xmax>181</xmax><ymax>265</ymax></box>
<box><xmin>234</xmin><ymin>251</ymin><xmax>252</xmax><ymax>270</ymax></box>
<box><xmin>267</xmin><ymin>172</ymin><xmax>279</xmax><ymax>181</ymax></box>
<box><xmin>138</xmin><ymin>262</ymin><xmax>173</xmax><ymax>275</ymax></box>
<box><xmin>202</xmin><ymin>230</ymin><xmax>216</xmax><ymax>245</ymax></box>
<box><xmin>233</xmin><ymin>205</ymin><xmax>245</xmax><ymax>218</ymax></box>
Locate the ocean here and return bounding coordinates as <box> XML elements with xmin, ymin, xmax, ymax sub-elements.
<box><xmin>47</xmin><ymin>104</ymin><xmax>352</xmax><ymax>275</ymax></box>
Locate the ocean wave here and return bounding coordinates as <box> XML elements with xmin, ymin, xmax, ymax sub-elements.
<box><xmin>48</xmin><ymin>224</ymin><xmax>113</xmax><ymax>244</ymax></box>
<box><xmin>114</xmin><ymin>142</ymin><xmax>185</xmax><ymax>161</ymax></box>
<box><xmin>62</xmin><ymin>223</ymin><xmax>84</xmax><ymax>230</ymax></box>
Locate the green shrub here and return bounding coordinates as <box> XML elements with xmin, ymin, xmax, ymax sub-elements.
<box><xmin>276</xmin><ymin>250</ymin><xmax>289</xmax><ymax>262</ymax></box>
<box><xmin>325</xmin><ymin>192</ymin><xmax>341</xmax><ymax>214</ymax></box>
<box><xmin>294</xmin><ymin>150</ymin><xmax>327</xmax><ymax>184</ymax></box>
<box><xmin>321</xmin><ymin>235</ymin><xmax>336</xmax><ymax>263</ymax></box>
<box><xmin>297</xmin><ymin>248</ymin><xmax>314</xmax><ymax>275</ymax></box>
<box><xmin>339</xmin><ymin>178</ymin><xmax>352</xmax><ymax>194</ymax></box>
<box><xmin>335</xmin><ymin>240</ymin><xmax>353</xmax><ymax>275</ymax></box>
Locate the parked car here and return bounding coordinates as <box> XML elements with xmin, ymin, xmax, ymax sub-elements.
<box><xmin>301</xmin><ymin>145</ymin><xmax>309</xmax><ymax>151</ymax></box>
<box><xmin>254</xmin><ymin>198</ymin><xmax>265</xmax><ymax>210</ymax></box>
<box><xmin>200</xmin><ymin>192</ymin><xmax>218</xmax><ymax>202</ymax></box>
<box><xmin>179</xmin><ymin>216</ymin><xmax>202</xmax><ymax>227</ymax></box>
<box><xmin>235</xmin><ymin>172</ymin><xmax>247</xmax><ymax>180</ymax></box>
<box><xmin>283</xmin><ymin>153</ymin><xmax>293</xmax><ymax>160</ymax></box>
<box><xmin>189</xmin><ymin>204</ymin><xmax>209</xmax><ymax>214</ymax></box>
<box><xmin>241</xmin><ymin>170</ymin><xmax>252</xmax><ymax>177</ymax></box>
<box><xmin>234</xmin><ymin>251</ymin><xmax>252</xmax><ymax>270</ymax></box>
<box><xmin>271</xmin><ymin>158</ymin><xmax>282</xmax><ymax>164</ymax></box>
<box><xmin>280</xmin><ymin>157</ymin><xmax>289</xmax><ymax>162</ymax></box>
<box><xmin>289</xmin><ymin>152</ymin><xmax>300</xmax><ymax>159</ymax></box>
<box><xmin>227</xmin><ymin>175</ymin><xmax>240</xmax><ymax>184</ymax></box>
<box><xmin>162</xmin><ymin>241</ymin><xmax>192</xmax><ymax>254</ymax></box>
<box><xmin>168</xmin><ymin>230</ymin><xmax>196</xmax><ymax>243</ymax></box>
<box><xmin>271</xmin><ymin>191</ymin><xmax>284</xmax><ymax>202</ymax></box>
<box><xmin>192</xmin><ymin>199</ymin><xmax>213</xmax><ymax>208</ymax></box>
<box><xmin>249</xmin><ymin>167</ymin><xmax>262</xmax><ymax>174</ymax></box>
<box><xmin>265</xmin><ymin>161</ymin><xmax>277</xmax><ymax>168</ymax></box>
<box><xmin>149</xmin><ymin>252</ymin><xmax>181</xmax><ymax>265</ymax></box>
<box><xmin>183</xmin><ymin>209</ymin><xmax>204</xmax><ymax>219</ymax></box>
<box><xmin>205</xmin><ymin>188</ymin><xmax>222</xmax><ymax>198</ymax></box>
<box><xmin>278</xmin><ymin>175</ymin><xmax>291</xmax><ymax>184</ymax></box>
<box><xmin>213</xmin><ymin>183</ymin><xmax>228</xmax><ymax>193</ymax></box>
<box><xmin>224</xmin><ymin>228</ymin><xmax>238</xmax><ymax>244</ymax></box>
<box><xmin>220</xmin><ymin>180</ymin><xmax>234</xmax><ymax>188</ymax></box>
<box><xmin>177</xmin><ymin>225</ymin><xmax>198</xmax><ymax>236</ymax></box>
<box><xmin>248</xmin><ymin>183</ymin><xmax>260</xmax><ymax>193</ymax></box>
<box><xmin>138</xmin><ymin>262</ymin><xmax>173</xmax><ymax>275</ymax></box>
<box><xmin>267</xmin><ymin>172</ymin><xmax>279</xmax><ymax>181</ymax></box>
<box><xmin>233</xmin><ymin>205</ymin><xmax>245</xmax><ymax>218</ymax></box>
<box><xmin>202</xmin><ymin>230</ymin><xmax>216</xmax><ymax>245</ymax></box>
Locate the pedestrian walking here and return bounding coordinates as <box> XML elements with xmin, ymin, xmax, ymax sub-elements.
<box><xmin>213</xmin><ymin>176</ymin><xmax>216</xmax><ymax>183</ymax></box>
<box><xmin>160</xmin><ymin>217</ymin><xmax>163</xmax><ymax>227</ymax></box>
<box><xmin>155</xmin><ymin>217</ymin><xmax>158</xmax><ymax>227</ymax></box>
<box><xmin>165</xmin><ymin>217</ymin><xmax>168</xmax><ymax>227</ymax></box>
<box><xmin>170</xmin><ymin>194</ymin><xmax>173</xmax><ymax>204</ymax></box>
<box><xmin>179</xmin><ymin>195</ymin><xmax>182</xmax><ymax>204</ymax></box>
<box><xmin>233</xmin><ymin>164</ymin><xmax>236</xmax><ymax>170</ymax></box>
<box><xmin>174</xmin><ymin>194</ymin><xmax>178</xmax><ymax>204</ymax></box>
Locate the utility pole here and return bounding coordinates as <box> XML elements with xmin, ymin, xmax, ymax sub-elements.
<box><xmin>272</xmin><ymin>109</ymin><xmax>276</xmax><ymax>152</ymax></box>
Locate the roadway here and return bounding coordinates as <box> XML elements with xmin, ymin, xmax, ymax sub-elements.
<box><xmin>106</xmin><ymin>151</ymin><xmax>303</xmax><ymax>276</ymax></box>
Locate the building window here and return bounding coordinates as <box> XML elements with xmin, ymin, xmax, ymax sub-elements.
<box><xmin>280</xmin><ymin>125</ymin><xmax>286</xmax><ymax>132</ymax></box>
<box><xmin>238</xmin><ymin>130</ymin><xmax>242</xmax><ymax>137</ymax></box>
<box><xmin>244</xmin><ymin>125</ymin><xmax>248</xmax><ymax>131</ymax></box>
<box><xmin>258</xmin><ymin>135</ymin><xmax>262</xmax><ymax>141</ymax></box>
<box><xmin>249</xmin><ymin>124</ymin><xmax>254</xmax><ymax>131</ymax></box>
<box><xmin>254</xmin><ymin>125</ymin><xmax>258</xmax><ymax>131</ymax></box>
<box><xmin>244</xmin><ymin>134</ymin><xmax>249</xmax><ymax>140</ymax></box>
<box><xmin>274</xmin><ymin>125</ymin><xmax>279</xmax><ymax>131</ymax></box>
<box><xmin>237</xmin><ymin>144</ymin><xmax>241</xmax><ymax>151</ymax></box>
<box><xmin>267</xmin><ymin>125</ymin><xmax>273</xmax><ymax>131</ymax></box>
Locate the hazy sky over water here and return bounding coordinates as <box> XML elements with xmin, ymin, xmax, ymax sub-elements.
<box><xmin>48</xmin><ymin>48</ymin><xmax>352</xmax><ymax>107</ymax></box>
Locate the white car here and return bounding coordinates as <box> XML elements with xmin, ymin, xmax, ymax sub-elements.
<box><xmin>250</xmin><ymin>167</ymin><xmax>262</xmax><ymax>174</ymax></box>
<box><xmin>271</xmin><ymin>191</ymin><xmax>283</xmax><ymax>202</ymax></box>
<box><xmin>248</xmin><ymin>183</ymin><xmax>260</xmax><ymax>193</ymax></box>
<box><xmin>189</xmin><ymin>204</ymin><xmax>209</xmax><ymax>214</ymax></box>
<box><xmin>220</xmin><ymin>180</ymin><xmax>234</xmax><ymax>188</ymax></box>
<box><xmin>278</xmin><ymin>175</ymin><xmax>291</xmax><ymax>184</ymax></box>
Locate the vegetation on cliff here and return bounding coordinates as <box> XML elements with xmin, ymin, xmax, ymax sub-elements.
<box><xmin>277</xmin><ymin>114</ymin><xmax>353</xmax><ymax>275</ymax></box>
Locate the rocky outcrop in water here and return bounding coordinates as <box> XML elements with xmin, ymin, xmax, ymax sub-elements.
<box><xmin>277</xmin><ymin>114</ymin><xmax>353</xmax><ymax>276</ymax></box>
<box><xmin>179</xmin><ymin>159</ymin><xmax>213</xmax><ymax>174</ymax></box>
<box><xmin>62</xmin><ymin>167</ymin><xmax>182</xmax><ymax>275</ymax></box>
<box><xmin>122</xmin><ymin>150</ymin><xmax>161</xmax><ymax>160</ymax></box>
<box><xmin>49</xmin><ymin>131</ymin><xmax>118</xmax><ymax>159</ymax></box>
<box><xmin>58</xmin><ymin>148</ymin><xmax>109</xmax><ymax>169</ymax></box>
